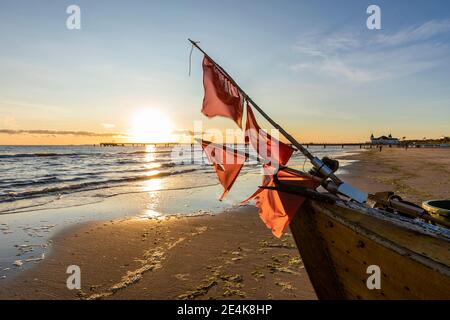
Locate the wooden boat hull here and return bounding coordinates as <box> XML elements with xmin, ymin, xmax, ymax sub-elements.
<box><xmin>290</xmin><ymin>200</ymin><xmax>450</xmax><ymax>300</ymax></box>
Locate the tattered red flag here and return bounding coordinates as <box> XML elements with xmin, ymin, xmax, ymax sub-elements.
<box><xmin>201</xmin><ymin>140</ymin><xmax>247</xmax><ymax>200</ymax></box>
<box><xmin>201</xmin><ymin>56</ymin><xmax>243</xmax><ymax>128</ymax></box>
<box><xmin>241</xmin><ymin>166</ymin><xmax>319</xmax><ymax>238</ymax></box>
<box><xmin>245</xmin><ymin>103</ymin><xmax>294</xmax><ymax>166</ymax></box>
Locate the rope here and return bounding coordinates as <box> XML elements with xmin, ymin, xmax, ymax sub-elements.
<box><xmin>188</xmin><ymin>41</ymin><xmax>200</xmax><ymax>76</ymax></box>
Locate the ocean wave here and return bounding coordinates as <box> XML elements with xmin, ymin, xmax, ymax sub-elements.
<box><xmin>71</xmin><ymin>163</ymin><xmax>176</xmax><ymax>177</ymax></box>
<box><xmin>0</xmin><ymin>149</ymin><xmax>174</xmax><ymax>160</ymax></box>
<box><xmin>0</xmin><ymin>152</ymin><xmax>93</xmax><ymax>159</ymax></box>
<box><xmin>0</xmin><ymin>168</ymin><xmax>197</xmax><ymax>203</ymax></box>
<box><xmin>0</xmin><ymin>181</ymin><xmax>219</xmax><ymax>215</ymax></box>
<box><xmin>0</xmin><ymin>163</ymin><xmax>177</xmax><ymax>189</ymax></box>
<box><xmin>121</xmin><ymin>150</ymin><xmax>173</xmax><ymax>155</ymax></box>
<box><xmin>114</xmin><ymin>157</ymin><xmax>172</xmax><ymax>164</ymax></box>
<box><xmin>0</xmin><ymin>176</ymin><xmax>61</xmax><ymax>188</ymax></box>
<box><xmin>115</xmin><ymin>160</ymin><xmax>141</xmax><ymax>165</ymax></box>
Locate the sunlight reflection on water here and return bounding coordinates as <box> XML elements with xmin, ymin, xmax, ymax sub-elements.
<box><xmin>138</xmin><ymin>209</ymin><xmax>163</xmax><ymax>220</ymax></box>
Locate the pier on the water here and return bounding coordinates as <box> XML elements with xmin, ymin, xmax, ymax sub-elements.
<box><xmin>99</xmin><ymin>141</ymin><xmax>447</xmax><ymax>150</ymax></box>
<box><xmin>100</xmin><ymin>142</ymin><xmax>371</xmax><ymax>149</ymax></box>
<box><xmin>303</xmin><ymin>143</ymin><xmax>370</xmax><ymax>149</ymax></box>
<box><xmin>99</xmin><ymin>142</ymin><xmax>179</xmax><ymax>147</ymax></box>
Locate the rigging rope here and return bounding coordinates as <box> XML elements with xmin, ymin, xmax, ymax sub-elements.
<box><xmin>188</xmin><ymin>41</ymin><xmax>200</xmax><ymax>76</ymax></box>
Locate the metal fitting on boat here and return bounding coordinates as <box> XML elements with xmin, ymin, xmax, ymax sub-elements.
<box><xmin>311</xmin><ymin>157</ymin><xmax>334</xmax><ymax>178</ymax></box>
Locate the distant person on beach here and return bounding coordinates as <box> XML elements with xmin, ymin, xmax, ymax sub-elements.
<box><xmin>379</xmin><ymin>146</ymin><xmax>383</xmax><ymax>152</ymax></box>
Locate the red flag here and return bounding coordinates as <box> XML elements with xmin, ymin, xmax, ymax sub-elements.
<box><xmin>245</xmin><ymin>103</ymin><xmax>294</xmax><ymax>166</ymax></box>
<box><xmin>201</xmin><ymin>140</ymin><xmax>247</xmax><ymax>200</ymax></box>
<box><xmin>202</xmin><ymin>56</ymin><xmax>243</xmax><ymax>128</ymax></box>
<box><xmin>242</xmin><ymin>167</ymin><xmax>319</xmax><ymax>238</ymax></box>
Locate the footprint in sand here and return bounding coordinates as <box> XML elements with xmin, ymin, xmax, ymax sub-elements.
<box><xmin>174</xmin><ymin>273</ymin><xmax>190</xmax><ymax>281</ymax></box>
<box><xmin>190</xmin><ymin>226</ymin><xmax>208</xmax><ymax>236</ymax></box>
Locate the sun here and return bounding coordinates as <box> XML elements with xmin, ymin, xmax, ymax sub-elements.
<box><xmin>128</xmin><ymin>109</ymin><xmax>174</xmax><ymax>143</ymax></box>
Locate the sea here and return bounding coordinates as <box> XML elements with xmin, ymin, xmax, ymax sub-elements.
<box><xmin>0</xmin><ymin>144</ymin><xmax>363</xmax><ymax>278</ymax></box>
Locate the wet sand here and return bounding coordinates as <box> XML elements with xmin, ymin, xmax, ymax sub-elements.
<box><xmin>0</xmin><ymin>206</ymin><xmax>316</xmax><ymax>300</ymax></box>
<box><xmin>1</xmin><ymin>147</ymin><xmax>449</xmax><ymax>300</ymax></box>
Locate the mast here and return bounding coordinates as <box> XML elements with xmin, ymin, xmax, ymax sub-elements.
<box><xmin>189</xmin><ymin>39</ymin><xmax>367</xmax><ymax>203</ymax></box>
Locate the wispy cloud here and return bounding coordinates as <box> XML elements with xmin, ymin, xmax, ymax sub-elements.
<box><xmin>0</xmin><ymin>129</ymin><xmax>125</xmax><ymax>137</ymax></box>
<box><xmin>375</xmin><ymin>20</ymin><xmax>450</xmax><ymax>47</ymax></box>
<box><xmin>291</xmin><ymin>20</ymin><xmax>450</xmax><ymax>83</ymax></box>
<box><xmin>0</xmin><ymin>116</ymin><xmax>17</xmax><ymax>129</ymax></box>
<box><xmin>172</xmin><ymin>129</ymin><xmax>194</xmax><ymax>136</ymax></box>
<box><xmin>101</xmin><ymin>123</ymin><xmax>116</xmax><ymax>129</ymax></box>
<box><xmin>0</xmin><ymin>128</ymin><xmax>195</xmax><ymax>138</ymax></box>
<box><xmin>0</xmin><ymin>100</ymin><xmax>65</xmax><ymax>112</ymax></box>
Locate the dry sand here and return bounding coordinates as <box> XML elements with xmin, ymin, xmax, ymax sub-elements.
<box><xmin>341</xmin><ymin>147</ymin><xmax>450</xmax><ymax>204</ymax></box>
<box><xmin>1</xmin><ymin>147</ymin><xmax>449</xmax><ymax>300</ymax></box>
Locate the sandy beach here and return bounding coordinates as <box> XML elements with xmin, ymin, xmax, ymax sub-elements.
<box><xmin>1</xmin><ymin>147</ymin><xmax>449</xmax><ymax>300</ymax></box>
<box><xmin>341</xmin><ymin>147</ymin><xmax>450</xmax><ymax>204</ymax></box>
<box><xmin>0</xmin><ymin>207</ymin><xmax>316</xmax><ymax>300</ymax></box>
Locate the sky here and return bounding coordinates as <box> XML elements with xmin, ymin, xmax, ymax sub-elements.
<box><xmin>0</xmin><ymin>0</ymin><xmax>449</xmax><ymax>145</ymax></box>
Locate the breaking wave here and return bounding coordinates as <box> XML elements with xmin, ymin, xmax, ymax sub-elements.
<box><xmin>0</xmin><ymin>168</ymin><xmax>197</xmax><ymax>203</ymax></box>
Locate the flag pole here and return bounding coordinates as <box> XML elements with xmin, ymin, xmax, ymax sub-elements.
<box><xmin>189</xmin><ymin>39</ymin><xmax>367</xmax><ymax>203</ymax></box>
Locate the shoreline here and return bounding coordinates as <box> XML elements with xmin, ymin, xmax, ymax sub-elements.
<box><xmin>1</xmin><ymin>147</ymin><xmax>449</xmax><ymax>299</ymax></box>
<box><xmin>0</xmin><ymin>145</ymin><xmax>359</xmax><ymax>277</ymax></box>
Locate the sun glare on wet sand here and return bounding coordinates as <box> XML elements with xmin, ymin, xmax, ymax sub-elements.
<box><xmin>128</xmin><ymin>109</ymin><xmax>174</xmax><ymax>143</ymax></box>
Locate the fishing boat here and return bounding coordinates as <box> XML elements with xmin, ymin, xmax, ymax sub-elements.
<box><xmin>290</xmin><ymin>199</ymin><xmax>450</xmax><ymax>300</ymax></box>
<box><xmin>189</xmin><ymin>40</ymin><xmax>450</xmax><ymax>300</ymax></box>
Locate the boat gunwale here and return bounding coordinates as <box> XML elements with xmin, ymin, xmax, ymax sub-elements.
<box><xmin>311</xmin><ymin>200</ymin><xmax>450</xmax><ymax>278</ymax></box>
<box><xmin>345</xmin><ymin>201</ymin><xmax>450</xmax><ymax>240</ymax></box>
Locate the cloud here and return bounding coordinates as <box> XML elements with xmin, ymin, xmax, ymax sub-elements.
<box><xmin>101</xmin><ymin>123</ymin><xmax>116</xmax><ymax>129</ymax></box>
<box><xmin>294</xmin><ymin>32</ymin><xmax>360</xmax><ymax>58</ymax></box>
<box><xmin>292</xmin><ymin>59</ymin><xmax>382</xmax><ymax>83</ymax></box>
<box><xmin>0</xmin><ymin>128</ymin><xmax>195</xmax><ymax>138</ymax></box>
<box><xmin>0</xmin><ymin>129</ymin><xmax>125</xmax><ymax>137</ymax></box>
<box><xmin>375</xmin><ymin>20</ymin><xmax>450</xmax><ymax>47</ymax></box>
<box><xmin>0</xmin><ymin>116</ymin><xmax>17</xmax><ymax>129</ymax></box>
<box><xmin>291</xmin><ymin>20</ymin><xmax>450</xmax><ymax>83</ymax></box>
<box><xmin>0</xmin><ymin>100</ymin><xmax>70</xmax><ymax>113</ymax></box>
<box><xmin>172</xmin><ymin>129</ymin><xmax>194</xmax><ymax>136</ymax></box>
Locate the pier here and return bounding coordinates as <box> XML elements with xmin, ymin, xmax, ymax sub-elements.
<box><xmin>302</xmin><ymin>143</ymin><xmax>370</xmax><ymax>149</ymax></box>
<box><xmin>100</xmin><ymin>141</ymin><xmax>372</xmax><ymax>149</ymax></box>
<box><xmin>99</xmin><ymin>142</ymin><xmax>179</xmax><ymax>147</ymax></box>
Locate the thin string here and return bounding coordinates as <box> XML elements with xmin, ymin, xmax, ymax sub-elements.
<box><xmin>302</xmin><ymin>151</ymin><xmax>307</xmax><ymax>171</ymax></box>
<box><xmin>188</xmin><ymin>44</ymin><xmax>194</xmax><ymax>76</ymax></box>
<box><xmin>188</xmin><ymin>41</ymin><xmax>200</xmax><ymax>76</ymax></box>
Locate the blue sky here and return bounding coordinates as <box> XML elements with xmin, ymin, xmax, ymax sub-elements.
<box><xmin>0</xmin><ymin>0</ymin><xmax>449</xmax><ymax>144</ymax></box>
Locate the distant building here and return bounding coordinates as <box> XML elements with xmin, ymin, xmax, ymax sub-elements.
<box><xmin>370</xmin><ymin>133</ymin><xmax>400</xmax><ymax>145</ymax></box>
